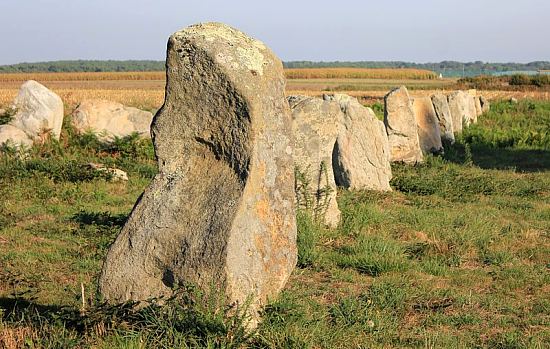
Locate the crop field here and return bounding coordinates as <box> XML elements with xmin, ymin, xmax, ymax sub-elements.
<box><xmin>1</xmin><ymin>71</ymin><xmax>548</xmax><ymax>113</ymax></box>
<box><xmin>0</xmin><ymin>100</ymin><xmax>549</xmax><ymax>348</ymax></box>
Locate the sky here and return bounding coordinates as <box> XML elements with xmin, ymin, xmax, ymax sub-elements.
<box><xmin>1</xmin><ymin>0</ymin><xmax>549</xmax><ymax>65</ymax></box>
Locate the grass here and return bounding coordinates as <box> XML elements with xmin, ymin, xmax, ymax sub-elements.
<box><xmin>0</xmin><ymin>100</ymin><xmax>549</xmax><ymax>348</ymax></box>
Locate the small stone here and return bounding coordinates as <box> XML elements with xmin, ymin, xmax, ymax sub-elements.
<box><xmin>72</xmin><ymin>100</ymin><xmax>153</xmax><ymax>141</ymax></box>
<box><xmin>88</xmin><ymin>163</ymin><xmax>129</xmax><ymax>181</ymax></box>
<box><xmin>0</xmin><ymin>124</ymin><xmax>33</xmax><ymax>149</ymax></box>
<box><xmin>10</xmin><ymin>80</ymin><xmax>64</xmax><ymax>141</ymax></box>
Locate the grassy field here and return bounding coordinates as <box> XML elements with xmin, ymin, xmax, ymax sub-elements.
<box><xmin>0</xmin><ymin>100</ymin><xmax>549</xmax><ymax>348</ymax></box>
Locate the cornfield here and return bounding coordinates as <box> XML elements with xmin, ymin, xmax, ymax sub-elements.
<box><xmin>0</xmin><ymin>71</ymin><xmax>165</xmax><ymax>82</ymax></box>
<box><xmin>284</xmin><ymin>68</ymin><xmax>438</xmax><ymax>80</ymax></box>
<box><xmin>0</xmin><ymin>68</ymin><xmax>438</xmax><ymax>84</ymax></box>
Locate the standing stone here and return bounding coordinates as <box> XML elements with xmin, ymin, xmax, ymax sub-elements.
<box><xmin>447</xmin><ymin>91</ymin><xmax>468</xmax><ymax>132</ymax></box>
<box><xmin>289</xmin><ymin>96</ymin><xmax>341</xmax><ymax>228</ymax></box>
<box><xmin>412</xmin><ymin>97</ymin><xmax>443</xmax><ymax>154</ymax></box>
<box><xmin>466</xmin><ymin>90</ymin><xmax>478</xmax><ymax>124</ymax></box>
<box><xmin>480</xmin><ymin>96</ymin><xmax>490</xmax><ymax>113</ymax></box>
<box><xmin>474</xmin><ymin>96</ymin><xmax>483</xmax><ymax>117</ymax></box>
<box><xmin>72</xmin><ymin>99</ymin><xmax>153</xmax><ymax>141</ymax></box>
<box><xmin>384</xmin><ymin>86</ymin><xmax>423</xmax><ymax>163</ymax></box>
<box><xmin>0</xmin><ymin>124</ymin><xmax>33</xmax><ymax>149</ymax></box>
<box><xmin>328</xmin><ymin>94</ymin><xmax>392</xmax><ymax>191</ymax></box>
<box><xmin>99</xmin><ymin>23</ymin><xmax>297</xmax><ymax>321</ymax></box>
<box><xmin>431</xmin><ymin>93</ymin><xmax>455</xmax><ymax>144</ymax></box>
<box><xmin>10</xmin><ymin>80</ymin><xmax>64</xmax><ymax>141</ymax></box>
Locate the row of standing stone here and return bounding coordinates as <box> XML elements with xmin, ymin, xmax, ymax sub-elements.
<box><xmin>289</xmin><ymin>87</ymin><xmax>490</xmax><ymax>228</ymax></box>
<box><xmin>385</xmin><ymin>86</ymin><xmax>490</xmax><ymax>164</ymax></box>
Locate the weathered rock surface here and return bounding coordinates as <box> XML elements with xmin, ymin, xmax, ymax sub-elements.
<box><xmin>447</xmin><ymin>91</ymin><xmax>468</xmax><ymax>132</ymax></box>
<box><xmin>327</xmin><ymin>94</ymin><xmax>392</xmax><ymax>191</ymax></box>
<box><xmin>384</xmin><ymin>86</ymin><xmax>423</xmax><ymax>163</ymax></box>
<box><xmin>431</xmin><ymin>93</ymin><xmax>455</xmax><ymax>144</ymax></box>
<box><xmin>99</xmin><ymin>23</ymin><xmax>297</xmax><ymax>321</ymax></box>
<box><xmin>412</xmin><ymin>97</ymin><xmax>443</xmax><ymax>154</ymax></box>
<box><xmin>480</xmin><ymin>96</ymin><xmax>490</xmax><ymax>113</ymax></box>
<box><xmin>289</xmin><ymin>95</ymin><xmax>341</xmax><ymax>227</ymax></box>
<box><xmin>72</xmin><ymin>100</ymin><xmax>153</xmax><ymax>141</ymax></box>
<box><xmin>10</xmin><ymin>80</ymin><xmax>64</xmax><ymax>141</ymax></box>
<box><xmin>0</xmin><ymin>124</ymin><xmax>33</xmax><ymax>149</ymax></box>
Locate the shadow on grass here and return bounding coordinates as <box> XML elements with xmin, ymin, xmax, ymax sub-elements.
<box><xmin>71</xmin><ymin>211</ymin><xmax>128</xmax><ymax>228</ymax></box>
<box><xmin>444</xmin><ymin>142</ymin><xmax>550</xmax><ymax>172</ymax></box>
<box><xmin>0</xmin><ymin>296</ymin><xmax>138</xmax><ymax>334</ymax></box>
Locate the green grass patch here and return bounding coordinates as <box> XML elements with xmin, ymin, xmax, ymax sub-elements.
<box><xmin>1</xmin><ymin>100</ymin><xmax>549</xmax><ymax>348</ymax></box>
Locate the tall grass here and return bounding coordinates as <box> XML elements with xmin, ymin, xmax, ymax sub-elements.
<box><xmin>0</xmin><ymin>72</ymin><xmax>165</xmax><ymax>82</ymax></box>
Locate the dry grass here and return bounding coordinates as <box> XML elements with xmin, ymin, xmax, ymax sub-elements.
<box><xmin>0</xmin><ymin>71</ymin><xmax>548</xmax><ymax>111</ymax></box>
<box><xmin>0</xmin><ymin>71</ymin><xmax>165</xmax><ymax>82</ymax></box>
<box><xmin>0</xmin><ymin>88</ymin><xmax>164</xmax><ymax>111</ymax></box>
<box><xmin>0</xmin><ymin>69</ymin><xmax>436</xmax><ymax>83</ymax></box>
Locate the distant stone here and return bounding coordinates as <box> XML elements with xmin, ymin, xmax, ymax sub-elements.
<box><xmin>289</xmin><ymin>95</ymin><xmax>341</xmax><ymax>227</ymax></box>
<box><xmin>88</xmin><ymin>163</ymin><xmax>129</xmax><ymax>181</ymax></box>
<box><xmin>10</xmin><ymin>80</ymin><xmax>64</xmax><ymax>141</ymax></box>
<box><xmin>99</xmin><ymin>23</ymin><xmax>297</xmax><ymax>323</ymax></box>
<box><xmin>474</xmin><ymin>96</ymin><xmax>483</xmax><ymax>117</ymax></box>
<box><xmin>431</xmin><ymin>93</ymin><xmax>455</xmax><ymax>144</ymax></box>
<box><xmin>328</xmin><ymin>94</ymin><xmax>392</xmax><ymax>191</ymax></box>
<box><xmin>412</xmin><ymin>97</ymin><xmax>443</xmax><ymax>154</ymax></box>
<box><xmin>72</xmin><ymin>100</ymin><xmax>153</xmax><ymax>141</ymax></box>
<box><xmin>466</xmin><ymin>96</ymin><xmax>478</xmax><ymax>125</ymax></box>
<box><xmin>0</xmin><ymin>124</ymin><xmax>33</xmax><ymax>149</ymax></box>
<box><xmin>510</xmin><ymin>97</ymin><xmax>518</xmax><ymax>104</ymax></box>
<box><xmin>480</xmin><ymin>96</ymin><xmax>490</xmax><ymax>113</ymax></box>
<box><xmin>384</xmin><ymin>86</ymin><xmax>423</xmax><ymax>163</ymax></box>
<box><xmin>447</xmin><ymin>91</ymin><xmax>469</xmax><ymax>132</ymax></box>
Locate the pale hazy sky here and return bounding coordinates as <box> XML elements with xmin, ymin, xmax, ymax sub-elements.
<box><xmin>1</xmin><ymin>0</ymin><xmax>548</xmax><ymax>65</ymax></box>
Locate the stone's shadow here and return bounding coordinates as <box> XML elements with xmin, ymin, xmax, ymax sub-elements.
<box><xmin>0</xmin><ymin>296</ymin><xmax>138</xmax><ymax>333</ymax></box>
<box><xmin>443</xmin><ymin>142</ymin><xmax>550</xmax><ymax>172</ymax></box>
<box><xmin>71</xmin><ymin>210</ymin><xmax>128</xmax><ymax>228</ymax></box>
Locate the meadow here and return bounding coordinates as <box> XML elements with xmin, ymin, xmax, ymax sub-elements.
<box><xmin>0</xmin><ymin>99</ymin><xmax>548</xmax><ymax>348</ymax></box>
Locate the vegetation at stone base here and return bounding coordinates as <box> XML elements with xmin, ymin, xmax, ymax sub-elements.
<box><xmin>457</xmin><ymin>74</ymin><xmax>550</xmax><ymax>91</ymax></box>
<box><xmin>294</xmin><ymin>161</ymin><xmax>334</xmax><ymax>227</ymax></box>
<box><xmin>1</xmin><ymin>100</ymin><xmax>549</xmax><ymax>348</ymax></box>
<box><xmin>0</xmin><ymin>107</ymin><xmax>16</xmax><ymax>125</ymax></box>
